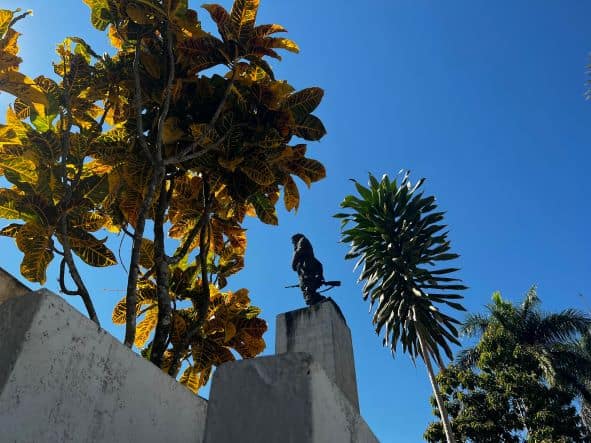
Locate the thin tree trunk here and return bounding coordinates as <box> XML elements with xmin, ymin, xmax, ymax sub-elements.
<box><xmin>56</xmin><ymin>81</ymin><xmax>100</xmax><ymax>326</ymax></box>
<box><xmin>125</xmin><ymin>23</ymin><xmax>175</xmax><ymax>348</ymax></box>
<box><xmin>150</xmin><ymin>178</ymin><xmax>172</xmax><ymax>366</ymax></box>
<box><xmin>418</xmin><ymin>334</ymin><xmax>456</xmax><ymax>443</ymax></box>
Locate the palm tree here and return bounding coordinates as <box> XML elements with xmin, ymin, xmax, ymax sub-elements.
<box><xmin>336</xmin><ymin>172</ymin><xmax>467</xmax><ymax>443</ymax></box>
<box><xmin>460</xmin><ymin>287</ymin><xmax>591</xmax><ymax>431</ymax></box>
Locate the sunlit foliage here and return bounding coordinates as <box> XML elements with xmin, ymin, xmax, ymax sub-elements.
<box><xmin>0</xmin><ymin>0</ymin><xmax>326</xmax><ymax>391</ymax></box>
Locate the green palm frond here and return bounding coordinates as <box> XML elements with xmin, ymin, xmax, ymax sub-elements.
<box><xmin>336</xmin><ymin>171</ymin><xmax>467</xmax><ymax>367</ymax></box>
<box><xmin>463</xmin><ymin>287</ymin><xmax>591</xmax><ymax>407</ymax></box>
<box><xmin>548</xmin><ymin>345</ymin><xmax>591</xmax><ymax>403</ymax></box>
<box><xmin>461</xmin><ymin>313</ymin><xmax>489</xmax><ymax>337</ymax></box>
<box><xmin>535</xmin><ymin>310</ymin><xmax>591</xmax><ymax>346</ymax></box>
<box><xmin>521</xmin><ymin>284</ymin><xmax>540</xmax><ymax>315</ymax></box>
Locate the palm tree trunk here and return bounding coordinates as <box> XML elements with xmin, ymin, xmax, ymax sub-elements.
<box><xmin>418</xmin><ymin>335</ymin><xmax>456</xmax><ymax>443</ymax></box>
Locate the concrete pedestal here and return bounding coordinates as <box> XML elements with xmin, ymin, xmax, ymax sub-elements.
<box><xmin>203</xmin><ymin>353</ymin><xmax>378</xmax><ymax>443</ymax></box>
<box><xmin>0</xmin><ymin>291</ymin><xmax>207</xmax><ymax>443</ymax></box>
<box><xmin>276</xmin><ymin>299</ymin><xmax>359</xmax><ymax>410</ymax></box>
<box><xmin>204</xmin><ymin>299</ymin><xmax>378</xmax><ymax>443</ymax></box>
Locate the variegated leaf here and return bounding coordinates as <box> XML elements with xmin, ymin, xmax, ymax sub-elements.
<box><xmin>134</xmin><ymin>306</ymin><xmax>158</xmax><ymax>347</ymax></box>
<box><xmin>248</xmin><ymin>193</ymin><xmax>278</xmax><ymax>225</ymax></box>
<box><xmin>202</xmin><ymin>4</ymin><xmax>232</xmax><ymax>40</ymax></box>
<box><xmin>0</xmin><ymin>222</ymin><xmax>22</xmax><ymax>237</ymax></box>
<box><xmin>285</xmin><ymin>87</ymin><xmax>323</xmax><ymax>119</ymax></box>
<box><xmin>292</xmin><ymin>114</ymin><xmax>326</xmax><ymax>141</ymax></box>
<box><xmin>15</xmin><ymin>222</ymin><xmax>53</xmax><ymax>284</ymax></box>
<box><xmin>230</xmin><ymin>0</ymin><xmax>259</xmax><ymax>42</ymax></box>
<box><xmin>67</xmin><ymin>228</ymin><xmax>117</xmax><ymax>267</ymax></box>
<box><xmin>179</xmin><ymin>365</ymin><xmax>201</xmax><ymax>393</ymax></box>
<box><xmin>241</xmin><ymin>160</ymin><xmax>275</xmax><ymax>186</ymax></box>
<box><xmin>283</xmin><ymin>175</ymin><xmax>299</xmax><ymax>211</ymax></box>
<box><xmin>139</xmin><ymin>238</ymin><xmax>155</xmax><ymax>269</ymax></box>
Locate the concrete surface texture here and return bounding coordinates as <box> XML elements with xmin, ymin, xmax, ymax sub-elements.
<box><xmin>275</xmin><ymin>298</ymin><xmax>360</xmax><ymax>410</ymax></box>
<box><xmin>203</xmin><ymin>353</ymin><xmax>378</xmax><ymax>443</ymax></box>
<box><xmin>0</xmin><ymin>267</ymin><xmax>30</xmax><ymax>305</ymax></box>
<box><xmin>0</xmin><ymin>290</ymin><xmax>207</xmax><ymax>443</ymax></box>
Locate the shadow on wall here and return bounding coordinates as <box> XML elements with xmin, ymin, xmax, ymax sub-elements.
<box><xmin>0</xmin><ymin>267</ymin><xmax>30</xmax><ymax>305</ymax></box>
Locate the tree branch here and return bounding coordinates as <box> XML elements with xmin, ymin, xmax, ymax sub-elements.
<box><xmin>56</xmin><ymin>74</ymin><xmax>100</xmax><ymax>326</ymax></box>
<box><xmin>168</xmin><ymin>194</ymin><xmax>212</xmax><ymax>265</ymax></box>
<box><xmin>168</xmin><ymin>180</ymin><xmax>211</xmax><ymax>376</ymax></box>
<box><xmin>124</xmin><ymin>23</ymin><xmax>176</xmax><ymax>349</ymax></box>
<box><xmin>133</xmin><ymin>35</ymin><xmax>154</xmax><ymax>164</ymax></box>
<box><xmin>150</xmin><ymin>179</ymin><xmax>172</xmax><ymax>366</ymax></box>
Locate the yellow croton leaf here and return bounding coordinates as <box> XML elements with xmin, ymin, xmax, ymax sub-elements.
<box><xmin>13</xmin><ymin>98</ymin><xmax>30</xmax><ymax>119</ymax></box>
<box><xmin>202</xmin><ymin>4</ymin><xmax>231</xmax><ymax>40</ymax></box>
<box><xmin>253</xmin><ymin>23</ymin><xmax>287</xmax><ymax>39</ymax></box>
<box><xmin>223</xmin><ymin>321</ymin><xmax>237</xmax><ymax>343</ymax></box>
<box><xmin>268</xmin><ymin>37</ymin><xmax>299</xmax><ymax>53</ymax></box>
<box><xmin>179</xmin><ymin>365</ymin><xmax>201</xmax><ymax>393</ymax></box>
<box><xmin>112</xmin><ymin>281</ymin><xmax>157</xmax><ymax>324</ymax></box>
<box><xmin>249</xmin><ymin>193</ymin><xmax>278</xmax><ymax>225</ymax></box>
<box><xmin>0</xmin><ymin>29</ymin><xmax>23</xmax><ymax>73</ymax></box>
<box><xmin>240</xmin><ymin>159</ymin><xmax>275</xmax><ymax>186</ymax></box>
<box><xmin>111</xmin><ymin>297</ymin><xmax>127</xmax><ymax>325</ymax></box>
<box><xmin>15</xmin><ymin>222</ymin><xmax>53</xmax><ymax>284</ymax></box>
<box><xmin>285</xmin><ymin>87</ymin><xmax>323</xmax><ymax>118</ymax></box>
<box><xmin>0</xmin><ymin>188</ymin><xmax>28</xmax><ymax>221</ymax></box>
<box><xmin>291</xmin><ymin>114</ymin><xmax>326</xmax><ymax>141</ymax></box>
<box><xmin>82</xmin><ymin>0</ymin><xmax>112</xmax><ymax>31</ymax></box>
<box><xmin>0</xmin><ymin>222</ymin><xmax>22</xmax><ymax>238</ymax></box>
<box><xmin>171</xmin><ymin>312</ymin><xmax>188</xmax><ymax>345</ymax></box>
<box><xmin>231</xmin><ymin>288</ymin><xmax>250</xmax><ymax>308</ymax></box>
<box><xmin>160</xmin><ymin>350</ymin><xmax>175</xmax><ymax>374</ymax></box>
<box><xmin>0</xmin><ymin>10</ymin><xmax>14</xmax><ymax>37</ymax></box>
<box><xmin>71</xmin><ymin>211</ymin><xmax>107</xmax><ymax>232</ymax></box>
<box><xmin>230</xmin><ymin>0</ymin><xmax>259</xmax><ymax>41</ymax></box>
<box><xmin>107</xmin><ymin>25</ymin><xmax>123</xmax><ymax>49</ymax></box>
<box><xmin>82</xmin><ymin>159</ymin><xmax>113</xmax><ymax>176</ymax></box>
<box><xmin>139</xmin><ymin>237</ymin><xmax>155</xmax><ymax>269</ymax></box>
<box><xmin>230</xmin><ymin>317</ymin><xmax>267</xmax><ymax>358</ymax></box>
<box><xmin>283</xmin><ymin>175</ymin><xmax>299</xmax><ymax>211</ymax></box>
<box><xmin>0</xmin><ymin>71</ymin><xmax>49</xmax><ymax>115</ymax></box>
<box><xmin>135</xmin><ymin>306</ymin><xmax>158</xmax><ymax>348</ymax></box>
<box><xmin>66</xmin><ymin>229</ymin><xmax>117</xmax><ymax>267</ymax></box>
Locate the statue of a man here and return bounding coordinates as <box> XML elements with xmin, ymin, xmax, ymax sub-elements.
<box><xmin>291</xmin><ymin>233</ymin><xmax>327</xmax><ymax>306</ymax></box>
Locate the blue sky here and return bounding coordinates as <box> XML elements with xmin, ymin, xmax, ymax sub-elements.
<box><xmin>1</xmin><ymin>1</ymin><xmax>591</xmax><ymax>441</ymax></box>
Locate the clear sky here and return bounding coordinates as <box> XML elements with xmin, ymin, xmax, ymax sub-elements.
<box><xmin>1</xmin><ymin>1</ymin><xmax>591</xmax><ymax>441</ymax></box>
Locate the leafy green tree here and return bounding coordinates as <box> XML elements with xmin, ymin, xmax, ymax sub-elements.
<box><xmin>579</xmin><ymin>332</ymin><xmax>591</xmax><ymax>433</ymax></box>
<box><xmin>336</xmin><ymin>172</ymin><xmax>467</xmax><ymax>443</ymax></box>
<box><xmin>0</xmin><ymin>0</ymin><xmax>326</xmax><ymax>392</ymax></box>
<box><xmin>425</xmin><ymin>289</ymin><xmax>591</xmax><ymax>442</ymax></box>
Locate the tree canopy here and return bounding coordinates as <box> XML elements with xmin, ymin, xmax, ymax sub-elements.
<box><xmin>0</xmin><ymin>0</ymin><xmax>327</xmax><ymax>391</ymax></box>
<box><xmin>425</xmin><ymin>289</ymin><xmax>591</xmax><ymax>442</ymax></box>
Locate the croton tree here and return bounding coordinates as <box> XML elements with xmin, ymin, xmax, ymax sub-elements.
<box><xmin>0</xmin><ymin>0</ymin><xmax>326</xmax><ymax>392</ymax></box>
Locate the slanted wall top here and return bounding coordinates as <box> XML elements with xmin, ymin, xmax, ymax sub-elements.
<box><xmin>0</xmin><ymin>267</ymin><xmax>30</xmax><ymax>306</ymax></box>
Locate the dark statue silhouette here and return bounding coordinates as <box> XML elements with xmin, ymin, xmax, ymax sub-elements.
<box><xmin>290</xmin><ymin>234</ymin><xmax>340</xmax><ymax>306</ymax></box>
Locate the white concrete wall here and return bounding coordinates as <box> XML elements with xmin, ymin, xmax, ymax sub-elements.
<box><xmin>204</xmin><ymin>353</ymin><xmax>378</xmax><ymax>443</ymax></box>
<box><xmin>0</xmin><ymin>290</ymin><xmax>207</xmax><ymax>443</ymax></box>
